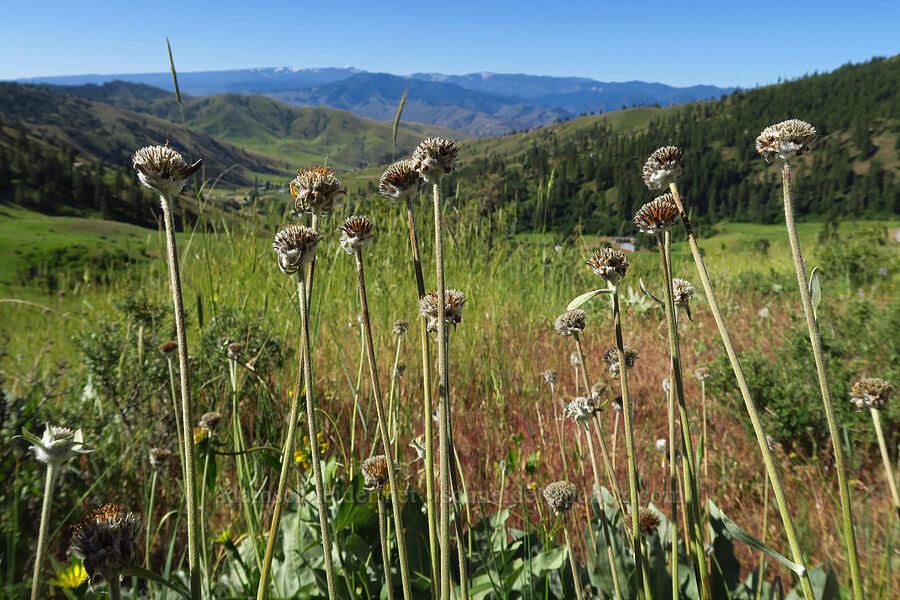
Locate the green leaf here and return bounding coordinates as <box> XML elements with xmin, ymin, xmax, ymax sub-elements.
<box><xmin>121</xmin><ymin>567</ymin><xmax>190</xmax><ymax>598</ymax></box>
<box><xmin>809</xmin><ymin>266</ymin><xmax>822</xmax><ymax>320</ymax></box>
<box><xmin>718</xmin><ymin>510</ymin><xmax>806</xmax><ymax>577</ymax></box>
<box><xmin>566</xmin><ymin>288</ymin><xmax>613</xmax><ymax>311</ymax></box>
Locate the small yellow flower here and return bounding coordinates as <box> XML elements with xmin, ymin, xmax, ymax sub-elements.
<box><xmin>50</xmin><ymin>562</ymin><xmax>88</xmax><ymax>589</ymax></box>
<box><xmin>215</xmin><ymin>530</ymin><xmax>232</xmax><ymax>545</ymax></box>
<box><xmin>193</xmin><ymin>426</ymin><xmax>209</xmax><ymax>444</ymax></box>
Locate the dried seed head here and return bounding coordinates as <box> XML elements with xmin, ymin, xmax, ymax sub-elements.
<box><xmin>543</xmin><ymin>480</ymin><xmax>578</xmax><ymax>514</ymax></box>
<box><xmin>148</xmin><ymin>447</ymin><xmax>171</xmax><ymax>468</ymax></box>
<box><xmin>396</xmin><ymin>363</ymin><xmax>406</xmax><ymax>377</ymax></box>
<box><xmin>543</xmin><ymin>369</ymin><xmax>559</xmax><ymax>384</ymax></box>
<box><xmin>27</xmin><ymin>425</ymin><xmax>90</xmax><ymax>465</ymax></box>
<box><xmin>634</xmin><ymin>194</ymin><xmax>681</xmax><ymax>236</ymax></box>
<box><xmin>227</xmin><ymin>342</ymin><xmax>243</xmax><ymax>359</ymax></box>
<box><xmin>586</xmin><ymin>248</ymin><xmax>629</xmax><ymax>284</ymax></box>
<box><xmin>411</xmin><ymin>137</ymin><xmax>460</xmax><ymax>183</ymax></box>
<box><xmin>554</xmin><ymin>310</ymin><xmax>586</xmax><ymax>336</ymax></box>
<box><xmin>672</xmin><ymin>278</ymin><xmax>695</xmax><ymax>307</ymax></box>
<box><xmin>419</xmin><ymin>289</ymin><xmax>467</xmax><ymax>332</ymax></box>
<box><xmin>132</xmin><ymin>145</ymin><xmax>202</xmax><ymax>197</ymax></box>
<box><xmin>70</xmin><ymin>504</ymin><xmax>142</xmax><ymax>582</ymax></box>
<box><xmin>361</xmin><ymin>455</ymin><xmax>392</xmax><ymax>490</ymax></box>
<box><xmin>591</xmin><ymin>381</ymin><xmax>611</xmax><ymax>401</ymax></box>
<box><xmin>379</xmin><ymin>160</ymin><xmax>424</xmax><ymax>202</ymax></box>
<box><xmin>159</xmin><ymin>341</ymin><xmax>177</xmax><ymax>356</ymax></box>
<box><xmin>339</xmin><ymin>215</ymin><xmax>375</xmax><ymax>255</ymax></box>
<box><xmin>694</xmin><ymin>367</ymin><xmax>711</xmax><ymax>382</ymax></box>
<box><xmin>604</xmin><ymin>346</ymin><xmax>638</xmax><ymax>378</ymax></box>
<box><xmin>850</xmin><ymin>377</ymin><xmax>892</xmax><ymax>411</ymax></box>
<box><xmin>565</xmin><ymin>396</ymin><xmax>596</xmax><ymax>424</ymax></box>
<box><xmin>662</xmin><ymin>378</ymin><xmax>671</xmax><ymax>393</ymax></box>
<box><xmin>655</xmin><ymin>438</ymin><xmax>668</xmax><ymax>454</ymax></box>
<box><xmin>755</xmin><ymin>119</ymin><xmax>817</xmax><ymax>163</ymax></box>
<box><xmin>637</xmin><ymin>507</ymin><xmax>661</xmax><ymax>536</ymax></box>
<box><xmin>273</xmin><ymin>225</ymin><xmax>321</xmax><ymax>275</ymax></box>
<box><xmin>392</xmin><ymin>319</ymin><xmax>410</xmax><ymax>336</ymax></box>
<box><xmin>611</xmin><ymin>397</ymin><xmax>623</xmax><ymax>412</ymax></box>
<box><xmin>199</xmin><ymin>412</ymin><xmax>223</xmax><ymax>431</ymax></box>
<box><xmin>570</xmin><ymin>351</ymin><xmax>581</xmax><ymax>367</ymax></box>
<box><xmin>642</xmin><ymin>146</ymin><xmax>684</xmax><ymax>191</ymax></box>
<box><xmin>289</xmin><ymin>166</ymin><xmax>346</xmax><ymax>215</ymax></box>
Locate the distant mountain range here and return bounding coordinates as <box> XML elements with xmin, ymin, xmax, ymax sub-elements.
<box><xmin>14</xmin><ymin>67</ymin><xmax>734</xmax><ymax>136</ymax></box>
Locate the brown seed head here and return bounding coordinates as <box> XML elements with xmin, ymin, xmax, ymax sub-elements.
<box><xmin>379</xmin><ymin>160</ymin><xmax>423</xmax><ymax>202</ymax></box>
<box><xmin>637</xmin><ymin>507</ymin><xmax>661</xmax><ymax>536</ymax></box>
<box><xmin>159</xmin><ymin>341</ymin><xmax>177</xmax><ymax>355</ymax></box>
<box><xmin>755</xmin><ymin>119</ymin><xmax>816</xmax><ymax>163</ymax></box>
<box><xmin>634</xmin><ymin>194</ymin><xmax>681</xmax><ymax>236</ymax></box>
<box><xmin>148</xmin><ymin>447</ymin><xmax>172</xmax><ymax>468</ymax></box>
<box><xmin>199</xmin><ymin>411</ymin><xmax>223</xmax><ymax>431</ymax></box>
<box><xmin>411</xmin><ymin>137</ymin><xmax>460</xmax><ymax>183</ymax></box>
<box><xmin>227</xmin><ymin>342</ymin><xmax>243</xmax><ymax>359</ymax></box>
<box><xmin>850</xmin><ymin>377</ymin><xmax>892</xmax><ymax>411</ymax></box>
<box><xmin>392</xmin><ymin>319</ymin><xmax>410</xmax><ymax>336</ymax></box>
<box><xmin>543</xmin><ymin>369</ymin><xmax>559</xmax><ymax>384</ymax></box>
<box><xmin>361</xmin><ymin>455</ymin><xmax>392</xmax><ymax>490</ymax></box>
<box><xmin>70</xmin><ymin>504</ymin><xmax>142</xmax><ymax>582</ymax></box>
<box><xmin>339</xmin><ymin>215</ymin><xmax>375</xmax><ymax>255</ymax></box>
<box><xmin>586</xmin><ymin>247</ymin><xmax>629</xmax><ymax>285</ymax></box>
<box><xmin>132</xmin><ymin>145</ymin><xmax>202</xmax><ymax>197</ymax></box>
<box><xmin>641</xmin><ymin>146</ymin><xmax>684</xmax><ymax>191</ymax></box>
<box><xmin>694</xmin><ymin>367</ymin><xmax>711</xmax><ymax>382</ymax></box>
<box><xmin>419</xmin><ymin>289</ymin><xmax>466</xmax><ymax>332</ymax></box>
<box><xmin>289</xmin><ymin>166</ymin><xmax>346</xmax><ymax>215</ymax></box>
<box><xmin>591</xmin><ymin>381</ymin><xmax>612</xmax><ymax>402</ymax></box>
<box><xmin>273</xmin><ymin>225</ymin><xmax>321</xmax><ymax>275</ymax></box>
<box><xmin>554</xmin><ymin>310</ymin><xmax>586</xmax><ymax>336</ymax></box>
<box><xmin>543</xmin><ymin>480</ymin><xmax>578</xmax><ymax>513</ymax></box>
<box><xmin>604</xmin><ymin>346</ymin><xmax>638</xmax><ymax>378</ymax></box>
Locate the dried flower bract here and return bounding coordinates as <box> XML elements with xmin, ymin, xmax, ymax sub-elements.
<box><xmin>392</xmin><ymin>320</ymin><xmax>409</xmax><ymax>336</ymax></box>
<box><xmin>290</xmin><ymin>166</ymin><xmax>346</xmax><ymax>215</ymax></box>
<box><xmin>362</xmin><ymin>455</ymin><xmax>392</xmax><ymax>490</ymax></box>
<box><xmin>565</xmin><ymin>396</ymin><xmax>596</xmax><ymax>424</ymax></box>
<box><xmin>339</xmin><ymin>215</ymin><xmax>375</xmax><ymax>255</ymax></box>
<box><xmin>554</xmin><ymin>310</ymin><xmax>586</xmax><ymax>336</ymax></box>
<box><xmin>199</xmin><ymin>411</ymin><xmax>223</xmax><ymax>431</ymax></box>
<box><xmin>755</xmin><ymin>119</ymin><xmax>817</xmax><ymax>163</ymax></box>
<box><xmin>642</xmin><ymin>146</ymin><xmax>684</xmax><ymax>190</ymax></box>
<box><xmin>637</xmin><ymin>507</ymin><xmax>661</xmax><ymax>536</ymax></box>
<box><xmin>133</xmin><ymin>145</ymin><xmax>202</xmax><ymax>198</ymax></box>
<box><xmin>149</xmin><ymin>447</ymin><xmax>172</xmax><ymax>468</ymax></box>
<box><xmin>634</xmin><ymin>194</ymin><xmax>681</xmax><ymax>236</ymax></box>
<box><xmin>273</xmin><ymin>225</ymin><xmax>321</xmax><ymax>275</ymax></box>
<box><xmin>543</xmin><ymin>369</ymin><xmax>559</xmax><ymax>384</ymax></box>
<box><xmin>411</xmin><ymin>137</ymin><xmax>460</xmax><ymax>183</ymax></box>
<box><xmin>419</xmin><ymin>289</ymin><xmax>466</xmax><ymax>332</ymax></box>
<box><xmin>604</xmin><ymin>346</ymin><xmax>638</xmax><ymax>378</ymax></box>
<box><xmin>587</xmin><ymin>248</ymin><xmax>629</xmax><ymax>285</ymax></box>
<box><xmin>69</xmin><ymin>504</ymin><xmax>142</xmax><ymax>582</ymax></box>
<box><xmin>543</xmin><ymin>481</ymin><xmax>578</xmax><ymax>513</ymax></box>
<box><xmin>379</xmin><ymin>160</ymin><xmax>423</xmax><ymax>202</ymax></box>
<box><xmin>850</xmin><ymin>377</ymin><xmax>892</xmax><ymax>411</ymax></box>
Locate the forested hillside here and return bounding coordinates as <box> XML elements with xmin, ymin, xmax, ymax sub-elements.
<box><xmin>435</xmin><ymin>56</ymin><xmax>900</xmax><ymax>236</ymax></box>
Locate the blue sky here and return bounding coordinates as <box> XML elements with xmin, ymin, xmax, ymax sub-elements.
<box><xmin>1</xmin><ymin>1</ymin><xmax>898</xmax><ymax>87</ymax></box>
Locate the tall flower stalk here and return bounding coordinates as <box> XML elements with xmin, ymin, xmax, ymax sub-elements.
<box><xmin>23</xmin><ymin>425</ymin><xmax>91</xmax><ymax>600</ymax></box>
<box><xmin>379</xmin><ymin>161</ymin><xmax>441</xmax><ymax>587</ymax></box>
<box><xmin>633</xmin><ymin>195</ymin><xmax>710</xmax><ymax>598</ymax></box>
<box><xmin>543</xmin><ymin>482</ymin><xmax>584</xmax><ymax>600</ymax></box>
<box><xmin>341</xmin><ymin>215</ymin><xmax>414</xmax><ymax>600</ymax></box>
<box><xmin>851</xmin><ymin>378</ymin><xmax>899</xmax><ymax>521</ymax></box>
<box><xmin>133</xmin><ymin>144</ymin><xmax>202</xmax><ymax>600</ymax></box>
<box><xmin>363</xmin><ymin>456</ymin><xmax>398</xmax><ymax>600</ymax></box>
<box><xmin>412</xmin><ymin>137</ymin><xmax>463</xmax><ymax>600</ymax></box>
<box><xmin>259</xmin><ymin>225</ymin><xmax>337</xmax><ymax>600</ymax></box>
<box><xmin>640</xmin><ymin>145</ymin><xmax>815</xmax><ymax>599</ymax></box>
<box><xmin>756</xmin><ymin>121</ymin><xmax>862</xmax><ymax>600</ymax></box>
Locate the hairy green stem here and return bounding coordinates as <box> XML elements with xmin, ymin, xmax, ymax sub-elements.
<box><xmin>658</xmin><ymin>235</ymin><xmax>710</xmax><ymax>599</ymax></box>
<box><xmin>378</xmin><ymin>494</ymin><xmax>397</xmax><ymax>600</ymax></box>
<box><xmin>668</xmin><ymin>181</ymin><xmax>814</xmax><ymax>599</ymax></box>
<box><xmin>405</xmin><ymin>196</ymin><xmax>440</xmax><ymax>594</ymax></box>
<box><xmin>611</xmin><ymin>286</ymin><xmax>652</xmax><ymax>600</ymax></box>
<box><xmin>780</xmin><ymin>161</ymin><xmax>862</xmax><ymax>600</ymax></box>
<box><xmin>30</xmin><ymin>462</ymin><xmax>56</xmax><ymax>600</ymax></box>
<box><xmin>160</xmin><ymin>195</ymin><xmax>200</xmax><ymax>600</ymax></box>
<box><xmin>563</xmin><ymin>523</ymin><xmax>585</xmax><ymax>600</ymax></box>
<box><xmin>356</xmin><ymin>250</ymin><xmax>413</xmax><ymax>600</ymax></box>
<box><xmin>871</xmin><ymin>409</ymin><xmax>900</xmax><ymax>521</ymax></box>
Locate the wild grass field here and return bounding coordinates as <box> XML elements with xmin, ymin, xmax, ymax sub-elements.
<box><xmin>2</xmin><ymin>132</ymin><xmax>898</xmax><ymax>600</ymax></box>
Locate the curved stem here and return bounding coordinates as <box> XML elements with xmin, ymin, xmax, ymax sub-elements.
<box><xmin>30</xmin><ymin>463</ymin><xmax>56</xmax><ymax>600</ymax></box>
<box><xmin>781</xmin><ymin>162</ymin><xmax>862</xmax><ymax>600</ymax></box>
<box><xmin>405</xmin><ymin>196</ymin><xmax>440</xmax><ymax>593</ymax></box>
<box><xmin>160</xmin><ymin>195</ymin><xmax>200</xmax><ymax>600</ymax></box>
<box><xmin>356</xmin><ymin>250</ymin><xmax>413</xmax><ymax>600</ymax></box>
<box><xmin>668</xmin><ymin>181</ymin><xmax>815</xmax><ymax>599</ymax></box>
